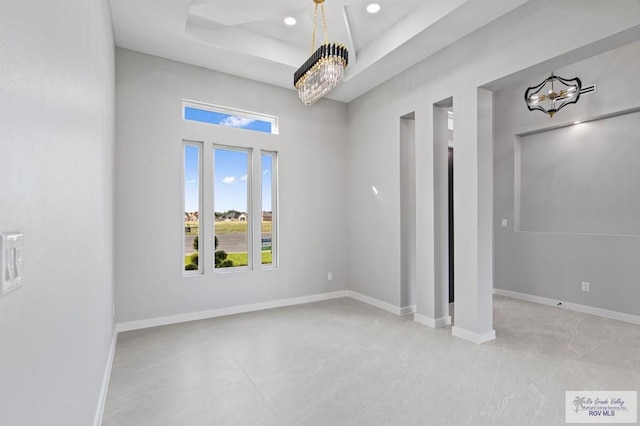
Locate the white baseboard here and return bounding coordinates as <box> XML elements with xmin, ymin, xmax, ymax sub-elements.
<box><xmin>400</xmin><ymin>304</ymin><xmax>417</xmax><ymax>316</ymax></box>
<box><xmin>452</xmin><ymin>326</ymin><xmax>496</xmax><ymax>344</ymax></box>
<box><xmin>346</xmin><ymin>290</ymin><xmax>413</xmax><ymax>316</ymax></box>
<box><xmin>494</xmin><ymin>288</ymin><xmax>640</xmax><ymax>326</ymax></box>
<box><xmin>116</xmin><ymin>290</ymin><xmax>349</xmax><ymax>332</ymax></box>
<box><xmin>414</xmin><ymin>314</ymin><xmax>451</xmax><ymax>328</ymax></box>
<box><xmin>93</xmin><ymin>330</ymin><xmax>117</xmax><ymax>426</ymax></box>
<box><xmin>117</xmin><ymin>290</ymin><xmax>421</xmax><ymax>333</ymax></box>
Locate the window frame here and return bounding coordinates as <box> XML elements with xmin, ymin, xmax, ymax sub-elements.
<box><xmin>212</xmin><ymin>144</ymin><xmax>254</xmax><ymax>272</ymax></box>
<box><xmin>182</xmin><ymin>141</ymin><xmax>203</xmax><ymax>276</ymax></box>
<box><xmin>183</xmin><ymin>99</ymin><xmax>279</xmax><ymax>135</ymax></box>
<box><xmin>260</xmin><ymin>150</ymin><xmax>278</xmax><ymax>269</ymax></box>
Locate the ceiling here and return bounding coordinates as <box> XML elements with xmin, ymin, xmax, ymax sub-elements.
<box><xmin>110</xmin><ymin>0</ymin><xmax>532</xmax><ymax>103</ymax></box>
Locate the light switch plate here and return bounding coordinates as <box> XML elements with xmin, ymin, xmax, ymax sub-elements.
<box><xmin>1</xmin><ymin>233</ymin><xmax>23</xmax><ymax>296</ymax></box>
<box><xmin>501</xmin><ymin>219</ymin><xmax>508</xmax><ymax>227</ymax></box>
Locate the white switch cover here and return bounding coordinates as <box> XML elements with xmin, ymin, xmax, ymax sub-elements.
<box><xmin>1</xmin><ymin>233</ymin><xmax>23</xmax><ymax>296</ymax></box>
<box><xmin>501</xmin><ymin>219</ymin><xmax>508</xmax><ymax>227</ymax></box>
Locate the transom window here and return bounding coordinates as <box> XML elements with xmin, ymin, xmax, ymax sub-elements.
<box><xmin>183</xmin><ymin>100</ymin><xmax>279</xmax><ymax>135</ymax></box>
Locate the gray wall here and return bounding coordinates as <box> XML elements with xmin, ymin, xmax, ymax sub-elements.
<box><xmin>0</xmin><ymin>0</ymin><xmax>116</xmax><ymax>424</ymax></box>
<box><xmin>494</xmin><ymin>40</ymin><xmax>640</xmax><ymax>316</ymax></box>
<box><xmin>114</xmin><ymin>49</ymin><xmax>349</xmax><ymax>323</ymax></box>
<box><xmin>519</xmin><ymin>110</ymin><xmax>640</xmax><ymax>235</ymax></box>
<box><xmin>346</xmin><ymin>0</ymin><xmax>640</xmax><ymax>338</ymax></box>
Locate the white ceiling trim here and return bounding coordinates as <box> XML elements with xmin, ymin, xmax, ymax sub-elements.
<box><xmin>110</xmin><ymin>0</ymin><xmax>536</xmax><ymax>103</ymax></box>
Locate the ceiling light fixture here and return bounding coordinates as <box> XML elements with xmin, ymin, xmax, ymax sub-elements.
<box><xmin>525</xmin><ymin>72</ymin><xmax>582</xmax><ymax>117</ymax></box>
<box><xmin>294</xmin><ymin>0</ymin><xmax>349</xmax><ymax>106</ymax></box>
<box><xmin>284</xmin><ymin>16</ymin><xmax>297</xmax><ymax>26</ymax></box>
<box><xmin>366</xmin><ymin>3</ymin><xmax>381</xmax><ymax>14</ymax></box>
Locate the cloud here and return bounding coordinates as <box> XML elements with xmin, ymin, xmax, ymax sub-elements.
<box><xmin>220</xmin><ymin>116</ymin><xmax>256</xmax><ymax>128</ymax></box>
<box><xmin>263</xmin><ymin>169</ymin><xmax>270</xmax><ymax>175</ymax></box>
<box><xmin>240</xmin><ymin>174</ymin><xmax>248</xmax><ymax>182</ymax></box>
<box><xmin>222</xmin><ymin>176</ymin><xmax>237</xmax><ymax>184</ymax></box>
<box><xmin>187</xmin><ymin>178</ymin><xmax>196</xmax><ymax>184</ymax></box>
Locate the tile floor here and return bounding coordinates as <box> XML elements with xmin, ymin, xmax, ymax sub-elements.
<box><xmin>103</xmin><ymin>296</ymin><xmax>640</xmax><ymax>425</ymax></box>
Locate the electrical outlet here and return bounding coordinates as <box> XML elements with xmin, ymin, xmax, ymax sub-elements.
<box><xmin>327</xmin><ymin>272</ymin><xmax>333</xmax><ymax>281</ymax></box>
<box><xmin>581</xmin><ymin>281</ymin><xmax>590</xmax><ymax>292</ymax></box>
<box><xmin>501</xmin><ymin>219</ymin><xmax>508</xmax><ymax>227</ymax></box>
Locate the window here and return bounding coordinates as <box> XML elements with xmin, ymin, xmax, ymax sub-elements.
<box><xmin>261</xmin><ymin>151</ymin><xmax>277</xmax><ymax>267</ymax></box>
<box><xmin>183</xmin><ymin>100</ymin><xmax>279</xmax><ymax>135</ymax></box>
<box><xmin>183</xmin><ymin>142</ymin><xmax>202</xmax><ymax>274</ymax></box>
<box><xmin>182</xmin><ymin>101</ymin><xmax>278</xmax><ymax>275</ymax></box>
<box><xmin>213</xmin><ymin>146</ymin><xmax>252</xmax><ymax>270</ymax></box>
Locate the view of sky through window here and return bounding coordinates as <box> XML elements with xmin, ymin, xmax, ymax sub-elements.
<box><xmin>184</xmin><ymin>106</ymin><xmax>273</xmax><ymax>133</ymax></box>
<box><xmin>213</xmin><ymin>148</ymin><xmax>249</xmax><ymax>213</ymax></box>
<box><xmin>184</xmin><ymin>150</ymin><xmax>273</xmax><ymax>214</ymax></box>
<box><xmin>184</xmin><ymin>145</ymin><xmax>200</xmax><ymax>212</ymax></box>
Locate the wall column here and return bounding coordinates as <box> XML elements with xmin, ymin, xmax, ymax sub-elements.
<box><xmin>450</xmin><ymin>87</ymin><xmax>495</xmax><ymax>343</ymax></box>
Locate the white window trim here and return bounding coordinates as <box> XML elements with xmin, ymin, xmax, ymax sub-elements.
<box><xmin>213</xmin><ymin>144</ymin><xmax>254</xmax><ymax>272</ymax></box>
<box><xmin>261</xmin><ymin>150</ymin><xmax>279</xmax><ymax>269</ymax></box>
<box><xmin>183</xmin><ymin>99</ymin><xmax>279</xmax><ymax>135</ymax></box>
<box><xmin>182</xmin><ymin>140</ymin><xmax>203</xmax><ymax>276</ymax></box>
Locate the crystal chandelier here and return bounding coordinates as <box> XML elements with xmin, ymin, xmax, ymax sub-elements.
<box><xmin>524</xmin><ymin>73</ymin><xmax>582</xmax><ymax>117</ymax></box>
<box><xmin>294</xmin><ymin>0</ymin><xmax>349</xmax><ymax>106</ymax></box>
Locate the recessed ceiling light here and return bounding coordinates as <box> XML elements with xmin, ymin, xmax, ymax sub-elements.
<box><xmin>284</xmin><ymin>16</ymin><xmax>297</xmax><ymax>26</ymax></box>
<box><xmin>366</xmin><ymin>3</ymin><xmax>381</xmax><ymax>14</ymax></box>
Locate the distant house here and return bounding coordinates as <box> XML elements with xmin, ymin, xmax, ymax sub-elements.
<box><xmin>238</xmin><ymin>213</ymin><xmax>247</xmax><ymax>221</ymax></box>
<box><xmin>262</xmin><ymin>211</ymin><xmax>272</xmax><ymax>222</ymax></box>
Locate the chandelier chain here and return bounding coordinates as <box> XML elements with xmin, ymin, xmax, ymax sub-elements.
<box><xmin>311</xmin><ymin>3</ymin><xmax>318</xmax><ymax>53</ymax></box>
<box><xmin>321</xmin><ymin>4</ymin><xmax>328</xmax><ymax>45</ymax></box>
<box><xmin>310</xmin><ymin>2</ymin><xmax>329</xmax><ymax>54</ymax></box>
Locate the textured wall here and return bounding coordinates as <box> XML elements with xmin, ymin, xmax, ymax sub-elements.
<box><xmin>0</xmin><ymin>0</ymin><xmax>115</xmax><ymax>424</ymax></box>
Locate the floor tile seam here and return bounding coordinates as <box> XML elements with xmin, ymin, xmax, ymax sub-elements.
<box><xmin>347</xmin><ymin>368</ymin><xmax>434</xmax><ymax>426</ymax></box>
<box><xmin>478</xmin><ymin>348</ymin><xmax>507</xmax><ymax>417</ymax></box>
<box><xmin>451</xmin><ymin>345</ymin><xmax>488</xmax><ymax>394</ymax></box>
<box><xmin>525</xmin><ymin>382</ymin><xmax>547</xmax><ymax>426</ymax></box>
<box><xmin>449</xmin><ymin>346</ymin><xmax>501</xmax><ymax>396</ymax></box>
<box><xmin>229</xmin><ymin>326</ymin><xmax>398</xmax><ymax>399</ymax></box>
<box><xmin>386</xmin><ymin>370</ymin><xmax>432</xmax><ymax>426</ymax></box>
<box><xmin>227</xmin><ymin>347</ymin><xmax>288</xmax><ymax>425</ymax></box>
<box><xmin>256</xmin><ymin>357</ymin><xmax>336</xmax><ymax>400</ymax></box>
<box><xmin>261</xmin><ymin>355</ymin><xmax>391</xmax><ymax>423</ymax></box>
<box><xmin>293</xmin><ymin>382</ymin><xmax>362</xmax><ymax>426</ymax></box>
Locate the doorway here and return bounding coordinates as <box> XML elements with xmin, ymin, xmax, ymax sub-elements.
<box><xmin>433</xmin><ymin>100</ymin><xmax>453</xmax><ymax>322</ymax></box>
<box><xmin>400</xmin><ymin>112</ymin><xmax>416</xmax><ymax>311</ymax></box>
<box><xmin>448</xmin><ymin>147</ymin><xmax>454</xmax><ymax>303</ymax></box>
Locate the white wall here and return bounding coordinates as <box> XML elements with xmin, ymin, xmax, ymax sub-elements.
<box><xmin>114</xmin><ymin>49</ymin><xmax>348</xmax><ymax>323</ymax></box>
<box><xmin>494</xmin><ymin>40</ymin><xmax>640</xmax><ymax>316</ymax></box>
<box><xmin>0</xmin><ymin>0</ymin><xmax>115</xmax><ymax>424</ymax></box>
<box><xmin>346</xmin><ymin>0</ymin><xmax>640</xmax><ymax>340</ymax></box>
